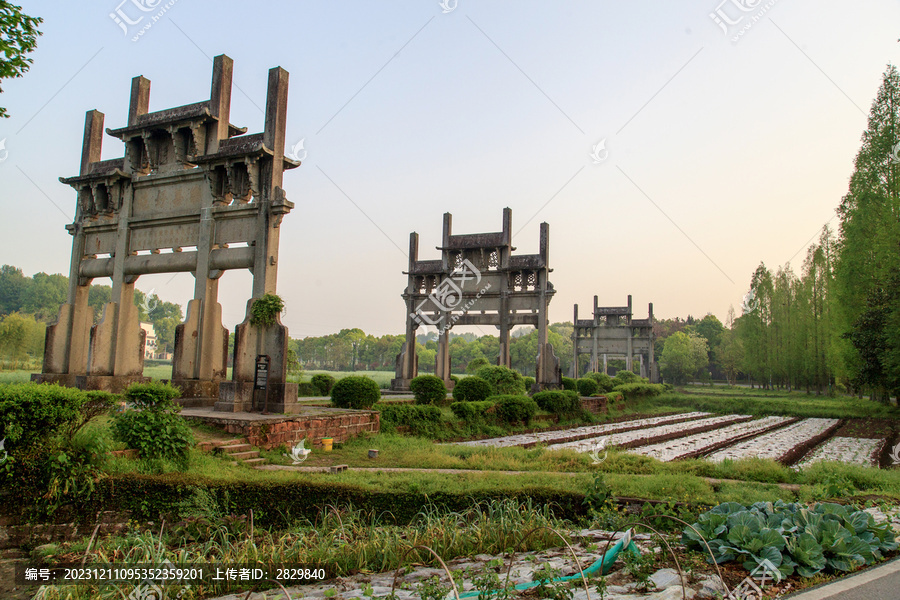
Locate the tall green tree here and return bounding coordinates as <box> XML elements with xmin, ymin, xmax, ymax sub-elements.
<box><xmin>834</xmin><ymin>64</ymin><xmax>900</xmax><ymax>398</ymax></box>
<box><xmin>659</xmin><ymin>331</ymin><xmax>709</xmax><ymax>384</ymax></box>
<box><xmin>0</xmin><ymin>2</ymin><xmax>42</xmax><ymax>118</ymax></box>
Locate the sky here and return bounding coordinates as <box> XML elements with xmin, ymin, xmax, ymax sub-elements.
<box><xmin>0</xmin><ymin>1</ymin><xmax>898</xmax><ymax>338</ymax></box>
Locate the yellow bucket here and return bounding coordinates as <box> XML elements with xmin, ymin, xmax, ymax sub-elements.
<box><xmin>321</xmin><ymin>438</ymin><xmax>333</xmax><ymax>452</ymax></box>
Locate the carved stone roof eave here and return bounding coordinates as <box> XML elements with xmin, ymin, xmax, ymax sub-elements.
<box><xmin>188</xmin><ymin>136</ymin><xmax>300</xmax><ymax>171</ymax></box>
<box><xmin>59</xmin><ymin>165</ymin><xmax>129</xmax><ymax>187</ymax></box>
<box><xmin>105</xmin><ymin>101</ymin><xmax>246</xmax><ymax>139</ymax></box>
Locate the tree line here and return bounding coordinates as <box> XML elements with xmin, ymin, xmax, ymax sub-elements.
<box><xmin>0</xmin><ymin>266</ymin><xmax>183</xmax><ymax>362</ymax></box>
<box><xmin>725</xmin><ymin>64</ymin><xmax>900</xmax><ymax>399</ymax></box>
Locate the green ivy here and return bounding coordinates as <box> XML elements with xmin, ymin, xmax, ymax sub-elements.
<box><xmin>249</xmin><ymin>293</ymin><xmax>285</xmax><ymax>327</ymax></box>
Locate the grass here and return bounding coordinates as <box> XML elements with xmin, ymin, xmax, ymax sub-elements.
<box><xmin>642</xmin><ymin>390</ymin><xmax>900</xmax><ymax>420</ymax></box>
<box><xmin>292</xmin><ymin>369</ymin><xmax>396</xmax><ymax>388</ymax></box>
<box><xmin>0</xmin><ymin>369</ymin><xmax>35</xmax><ymax>383</ymax></box>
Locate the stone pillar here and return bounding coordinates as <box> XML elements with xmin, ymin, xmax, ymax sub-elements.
<box><xmin>625</xmin><ymin>296</ymin><xmax>633</xmax><ymax>373</ymax></box>
<box><xmin>219</xmin><ymin>66</ymin><xmax>297</xmax><ymax>412</ymax></box>
<box><xmin>33</xmin><ymin>110</ymin><xmax>103</xmax><ymax>386</ymax></box>
<box><xmin>217</xmin><ymin>300</ymin><xmax>298</xmax><ymax>413</ymax></box>
<box><xmin>572</xmin><ymin>303</ymin><xmax>579</xmax><ymax>378</ymax></box>
<box><xmin>603</xmin><ymin>354</ymin><xmax>608</xmax><ymax>375</ymax></box>
<box><xmin>434</xmin><ymin>324</ymin><xmax>454</xmax><ymax>388</ymax></box>
<box><xmin>534</xmin><ymin>223</ymin><xmax>561</xmax><ymax>391</ymax></box>
<box><xmin>591</xmin><ymin>295</ymin><xmax>600</xmax><ymax>373</ymax></box>
<box><xmin>392</xmin><ymin>233</ymin><xmax>421</xmax><ymax>391</ymax></box>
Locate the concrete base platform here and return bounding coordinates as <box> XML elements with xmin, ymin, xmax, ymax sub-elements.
<box><xmin>215</xmin><ymin>381</ymin><xmax>300</xmax><ymax>413</ymax></box>
<box><xmin>180</xmin><ymin>405</ymin><xmax>380</xmax><ymax>449</ymax></box>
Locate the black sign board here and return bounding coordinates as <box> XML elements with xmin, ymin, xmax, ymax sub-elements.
<box><xmin>254</xmin><ymin>355</ymin><xmax>270</xmax><ymax>390</ymax></box>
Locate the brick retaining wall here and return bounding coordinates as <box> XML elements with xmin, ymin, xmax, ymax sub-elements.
<box><xmin>218</xmin><ymin>411</ymin><xmax>380</xmax><ymax>449</ymax></box>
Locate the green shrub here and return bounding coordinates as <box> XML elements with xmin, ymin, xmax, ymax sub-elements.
<box><xmin>561</xmin><ymin>377</ymin><xmax>577</xmax><ymax>391</ymax></box>
<box><xmin>0</xmin><ymin>383</ymin><xmax>117</xmax><ymax>515</ymax></box>
<box><xmin>410</xmin><ymin>375</ymin><xmax>448</xmax><ymax>405</ymax></box>
<box><xmin>612</xmin><ymin>382</ymin><xmax>665</xmax><ymax>400</ymax></box>
<box><xmin>452</xmin><ymin>377</ymin><xmax>493</xmax><ymax>403</ymax></box>
<box><xmin>331</xmin><ymin>376</ymin><xmax>381</xmax><ymax>409</ymax></box>
<box><xmin>532</xmin><ymin>390</ymin><xmax>580</xmax><ymax>417</ymax></box>
<box><xmin>450</xmin><ymin>400</ymin><xmax>496</xmax><ymax>423</ymax></box>
<box><xmin>378</xmin><ymin>404</ymin><xmax>442</xmax><ymax>427</ymax></box>
<box><xmin>121</xmin><ymin>381</ymin><xmax>181</xmax><ymax>410</ymax></box>
<box><xmin>585</xmin><ymin>372</ymin><xmax>615</xmax><ymax>393</ymax></box>
<box><xmin>449</xmin><ymin>374</ymin><xmax>460</xmax><ymax>385</ymax></box>
<box><xmin>523</xmin><ymin>376</ymin><xmax>535</xmax><ymax>390</ymax></box>
<box><xmin>612</xmin><ymin>370</ymin><xmax>640</xmax><ymax>386</ymax></box>
<box><xmin>466</xmin><ymin>357</ymin><xmax>490</xmax><ymax>374</ymax></box>
<box><xmin>311</xmin><ymin>374</ymin><xmax>336</xmax><ymax>395</ymax></box>
<box><xmin>576</xmin><ymin>378</ymin><xmax>599</xmax><ymax>396</ymax></box>
<box><xmin>490</xmin><ymin>395</ymin><xmax>537</xmax><ymax>425</ymax></box>
<box><xmin>477</xmin><ymin>365</ymin><xmax>526</xmax><ymax>395</ymax></box>
<box><xmin>112</xmin><ymin>382</ymin><xmax>193</xmax><ymax>462</ymax></box>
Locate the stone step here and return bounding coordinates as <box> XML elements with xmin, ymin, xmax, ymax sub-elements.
<box><xmin>241</xmin><ymin>458</ymin><xmax>267</xmax><ymax>465</ymax></box>
<box><xmin>216</xmin><ymin>443</ymin><xmax>252</xmax><ymax>453</ymax></box>
<box><xmin>228</xmin><ymin>450</ymin><xmax>260</xmax><ymax>460</ymax></box>
<box><xmin>197</xmin><ymin>438</ymin><xmax>248</xmax><ymax>452</ymax></box>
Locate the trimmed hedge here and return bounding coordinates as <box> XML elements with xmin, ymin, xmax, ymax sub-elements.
<box><xmin>523</xmin><ymin>376</ymin><xmax>535</xmax><ymax>390</ymax></box>
<box><xmin>576</xmin><ymin>378</ymin><xmax>599</xmax><ymax>397</ymax></box>
<box><xmin>585</xmin><ymin>372</ymin><xmax>615</xmax><ymax>393</ymax></box>
<box><xmin>476</xmin><ymin>365</ymin><xmax>527</xmax><ymax>395</ymax></box>
<box><xmin>0</xmin><ymin>383</ymin><xmax>87</xmax><ymax>452</ymax></box>
<box><xmin>377</xmin><ymin>404</ymin><xmax>442</xmax><ymax>427</ymax></box>
<box><xmin>410</xmin><ymin>375</ymin><xmax>447</xmax><ymax>405</ymax></box>
<box><xmin>331</xmin><ymin>376</ymin><xmax>381</xmax><ymax>409</ymax></box>
<box><xmin>532</xmin><ymin>390</ymin><xmax>580</xmax><ymax>417</ymax></box>
<box><xmin>611</xmin><ymin>370</ymin><xmax>640</xmax><ymax>386</ymax></box>
<box><xmin>490</xmin><ymin>394</ymin><xmax>538</xmax><ymax>425</ymax></box>
<box><xmin>311</xmin><ymin>374</ymin><xmax>336</xmax><ymax>396</ymax></box>
<box><xmin>78</xmin><ymin>473</ymin><xmax>588</xmax><ymax>527</ymax></box>
<box><xmin>452</xmin><ymin>377</ymin><xmax>493</xmax><ymax>403</ymax></box>
<box><xmin>561</xmin><ymin>377</ymin><xmax>577</xmax><ymax>391</ymax></box>
<box><xmin>611</xmin><ymin>382</ymin><xmax>666</xmax><ymax>400</ymax></box>
<box><xmin>450</xmin><ymin>400</ymin><xmax>496</xmax><ymax>423</ymax></box>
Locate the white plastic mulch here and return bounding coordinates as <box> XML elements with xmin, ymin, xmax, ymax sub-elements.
<box><xmin>706</xmin><ymin>418</ymin><xmax>839</xmax><ymax>463</ymax></box>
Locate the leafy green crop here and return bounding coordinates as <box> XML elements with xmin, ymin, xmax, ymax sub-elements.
<box><xmin>684</xmin><ymin>500</ymin><xmax>897</xmax><ymax>578</ymax></box>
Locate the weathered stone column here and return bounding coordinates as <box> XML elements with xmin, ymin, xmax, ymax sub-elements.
<box><xmin>534</xmin><ymin>223</ymin><xmax>561</xmax><ymax>391</ymax></box>
<box><xmin>218</xmin><ymin>65</ymin><xmax>298</xmax><ymax>412</ymax></box>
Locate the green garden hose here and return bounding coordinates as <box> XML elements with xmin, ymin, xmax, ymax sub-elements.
<box><xmin>457</xmin><ymin>529</ymin><xmax>641</xmax><ymax>598</ymax></box>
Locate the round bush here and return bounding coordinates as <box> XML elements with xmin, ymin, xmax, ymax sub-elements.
<box><xmin>532</xmin><ymin>390</ymin><xmax>580</xmax><ymax>416</ymax></box>
<box><xmin>452</xmin><ymin>376</ymin><xmax>493</xmax><ymax>403</ymax></box>
<box><xmin>410</xmin><ymin>375</ymin><xmax>448</xmax><ymax>405</ymax></box>
<box><xmin>576</xmin><ymin>378</ymin><xmax>599</xmax><ymax>397</ymax></box>
<box><xmin>561</xmin><ymin>377</ymin><xmax>577</xmax><ymax>391</ymax></box>
<box><xmin>612</xmin><ymin>370</ymin><xmax>640</xmax><ymax>386</ymax></box>
<box><xmin>585</xmin><ymin>372</ymin><xmax>614</xmax><ymax>393</ymax></box>
<box><xmin>476</xmin><ymin>365</ymin><xmax>526</xmax><ymax>395</ymax></box>
<box><xmin>523</xmin><ymin>376</ymin><xmax>535</xmax><ymax>390</ymax></box>
<box><xmin>331</xmin><ymin>376</ymin><xmax>381</xmax><ymax>409</ymax></box>
<box><xmin>490</xmin><ymin>394</ymin><xmax>538</xmax><ymax>425</ymax></box>
<box><xmin>465</xmin><ymin>357</ymin><xmax>490</xmax><ymax>374</ymax></box>
<box><xmin>449</xmin><ymin>374</ymin><xmax>460</xmax><ymax>385</ymax></box>
<box><xmin>311</xmin><ymin>374</ymin><xmax>336</xmax><ymax>396</ymax></box>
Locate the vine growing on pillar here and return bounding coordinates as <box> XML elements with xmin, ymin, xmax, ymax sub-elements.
<box><xmin>249</xmin><ymin>293</ymin><xmax>285</xmax><ymax>327</ymax></box>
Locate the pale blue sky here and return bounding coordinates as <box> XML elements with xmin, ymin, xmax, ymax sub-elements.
<box><xmin>1</xmin><ymin>1</ymin><xmax>898</xmax><ymax>337</ymax></box>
